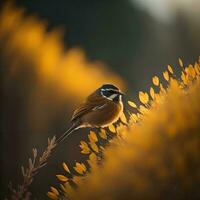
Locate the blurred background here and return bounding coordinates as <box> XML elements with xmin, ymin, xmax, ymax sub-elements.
<box><xmin>0</xmin><ymin>0</ymin><xmax>200</xmax><ymax>199</ymax></box>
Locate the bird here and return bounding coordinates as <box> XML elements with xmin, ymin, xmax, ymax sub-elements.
<box><xmin>56</xmin><ymin>83</ymin><xmax>124</xmax><ymax>144</ymax></box>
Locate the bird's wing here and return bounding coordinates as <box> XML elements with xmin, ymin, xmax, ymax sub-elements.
<box><xmin>71</xmin><ymin>93</ymin><xmax>106</xmax><ymax>122</ymax></box>
<box><xmin>92</xmin><ymin>104</ymin><xmax>106</xmax><ymax>111</ymax></box>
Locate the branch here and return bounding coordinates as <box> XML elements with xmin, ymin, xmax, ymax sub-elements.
<box><xmin>6</xmin><ymin>136</ymin><xmax>57</xmax><ymax>200</ymax></box>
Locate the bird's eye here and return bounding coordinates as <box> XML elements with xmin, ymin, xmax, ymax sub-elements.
<box><xmin>101</xmin><ymin>89</ymin><xmax>119</xmax><ymax>99</ymax></box>
<box><xmin>108</xmin><ymin>90</ymin><xmax>117</xmax><ymax>94</ymax></box>
<box><xmin>102</xmin><ymin>90</ymin><xmax>111</xmax><ymax>97</ymax></box>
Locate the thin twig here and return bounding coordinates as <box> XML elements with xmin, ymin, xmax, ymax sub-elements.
<box><xmin>6</xmin><ymin>136</ymin><xmax>57</xmax><ymax>200</ymax></box>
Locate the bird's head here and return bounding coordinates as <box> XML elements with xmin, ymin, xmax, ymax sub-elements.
<box><xmin>99</xmin><ymin>84</ymin><xmax>124</xmax><ymax>102</ymax></box>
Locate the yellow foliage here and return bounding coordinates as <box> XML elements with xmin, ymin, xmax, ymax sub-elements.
<box><xmin>129</xmin><ymin>113</ymin><xmax>138</xmax><ymax>123</ymax></box>
<box><xmin>139</xmin><ymin>91</ymin><xmax>149</xmax><ymax>104</ymax></box>
<box><xmin>61</xmin><ymin>182</ymin><xmax>73</xmax><ymax>194</ymax></box>
<box><xmin>59</xmin><ymin>184</ymin><xmax>67</xmax><ymax>194</ymax></box>
<box><xmin>152</xmin><ymin>75</ymin><xmax>159</xmax><ymax>86</ymax></box>
<box><xmin>167</xmin><ymin>65</ymin><xmax>174</xmax><ymax>74</ymax></box>
<box><xmin>67</xmin><ymin>59</ymin><xmax>200</xmax><ymax>200</ymax></box>
<box><xmin>89</xmin><ymin>141</ymin><xmax>99</xmax><ymax>153</ymax></box>
<box><xmin>181</xmin><ymin>72</ymin><xmax>187</xmax><ymax>85</ymax></box>
<box><xmin>159</xmin><ymin>83</ymin><xmax>166</xmax><ymax>93</ymax></box>
<box><xmin>99</xmin><ymin>129</ymin><xmax>107</xmax><ymax>139</ymax></box>
<box><xmin>56</xmin><ymin>175</ymin><xmax>68</xmax><ymax>182</ymax></box>
<box><xmin>62</xmin><ymin>162</ymin><xmax>70</xmax><ymax>173</ymax></box>
<box><xmin>108</xmin><ymin>124</ymin><xmax>116</xmax><ymax>133</ymax></box>
<box><xmin>47</xmin><ymin>191</ymin><xmax>58</xmax><ymax>200</ymax></box>
<box><xmin>50</xmin><ymin>58</ymin><xmax>200</xmax><ymax>200</ymax></box>
<box><xmin>88</xmin><ymin>131</ymin><xmax>98</xmax><ymax>143</ymax></box>
<box><xmin>120</xmin><ymin>112</ymin><xmax>127</xmax><ymax>124</ymax></box>
<box><xmin>185</xmin><ymin>65</ymin><xmax>196</xmax><ymax>79</ymax></box>
<box><xmin>194</xmin><ymin>62</ymin><xmax>200</xmax><ymax>75</ymax></box>
<box><xmin>149</xmin><ymin>87</ymin><xmax>155</xmax><ymax>99</ymax></box>
<box><xmin>87</xmin><ymin>153</ymin><xmax>98</xmax><ymax>167</ymax></box>
<box><xmin>139</xmin><ymin>105</ymin><xmax>148</xmax><ymax>115</ymax></box>
<box><xmin>72</xmin><ymin>176</ymin><xmax>83</xmax><ymax>185</ymax></box>
<box><xmin>79</xmin><ymin>141</ymin><xmax>91</xmax><ymax>154</ymax></box>
<box><xmin>50</xmin><ymin>187</ymin><xmax>59</xmax><ymax>196</ymax></box>
<box><xmin>128</xmin><ymin>100</ymin><xmax>137</xmax><ymax>108</ymax></box>
<box><xmin>163</xmin><ymin>70</ymin><xmax>169</xmax><ymax>81</ymax></box>
<box><xmin>179</xmin><ymin>57</ymin><xmax>184</xmax><ymax>67</ymax></box>
<box><xmin>73</xmin><ymin>162</ymin><xmax>86</xmax><ymax>175</ymax></box>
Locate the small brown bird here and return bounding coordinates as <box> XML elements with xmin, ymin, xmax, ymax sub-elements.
<box><xmin>56</xmin><ymin>84</ymin><xmax>124</xmax><ymax>144</ymax></box>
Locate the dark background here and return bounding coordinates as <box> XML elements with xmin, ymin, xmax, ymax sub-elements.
<box><xmin>1</xmin><ymin>0</ymin><xmax>200</xmax><ymax>199</ymax></box>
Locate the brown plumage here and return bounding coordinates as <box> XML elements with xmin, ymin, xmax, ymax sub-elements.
<box><xmin>72</xmin><ymin>92</ymin><xmax>122</xmax><ymax>127</ymax></box>
<box><xmin>56</xmin><ymin>84</ymin><xmax>123</xmax><ymax>144</ymax></box>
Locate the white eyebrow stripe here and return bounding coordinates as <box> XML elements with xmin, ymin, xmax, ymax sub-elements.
<box><xmin>101</xmin><ymin>89</ymin><xmax>118</xmax><ymax>92</ymax></box>
<box><xmin>109</xmin><ymin>94</ymin><xmax>118</xmax><ymax>99</ymax></box>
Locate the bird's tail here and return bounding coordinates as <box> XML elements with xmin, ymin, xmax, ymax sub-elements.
<box><xmin>56</xmin><ymin>123</ymin><xmax>79</xmax><ymax>144</ymax></box>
